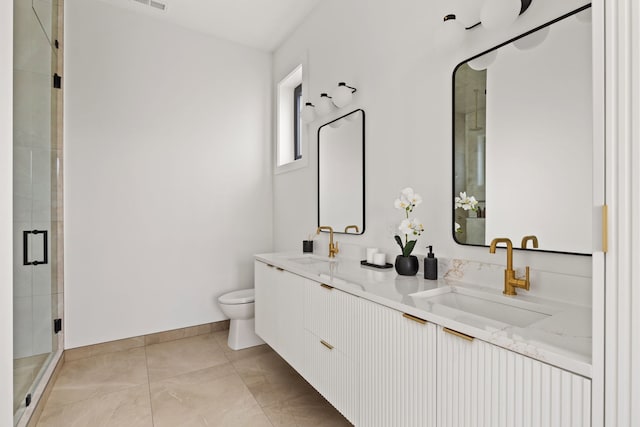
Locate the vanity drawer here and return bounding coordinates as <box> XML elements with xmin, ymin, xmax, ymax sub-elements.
<box><xmin>304</xmin><ymin>281</ymin><xmax>358</xmax><ymax>356</ymax></box>
<box><xmin>303</xmin><ymin>329</ymin><xmax>358</xmax><ymax>424</ymax></box>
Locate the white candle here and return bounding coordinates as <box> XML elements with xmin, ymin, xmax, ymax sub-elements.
<box><xmin>366</xmin><ymin>248</ymin><xmax>379</xmax><ymax>264</ymax></box>
<box><xmin>373</xmin><ymin>253</ymin><xmax>387</xmax><ymax>266</ymax></box>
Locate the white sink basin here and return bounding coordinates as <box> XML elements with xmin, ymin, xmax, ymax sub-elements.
<box><xmin>410</xmin><ymin>287</ymin><xmax>558</xmax><ymax>328</ymax></box>
<box><xmin>286</xmin><ymin>255</ymin><xmax>334</xmax><ymax>265</ymax></box>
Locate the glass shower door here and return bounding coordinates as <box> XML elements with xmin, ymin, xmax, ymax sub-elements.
<box><xmin>13</xmin><ymin>0</ymin><xmax>61</xmax><ymax>423</ymax></box>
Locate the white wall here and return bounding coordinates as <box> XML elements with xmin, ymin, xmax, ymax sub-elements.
<box><xmin>65</xmin><ymin>0</ymin><xmax>273</xmax><ymax>348</ymax></box>
<box><xmin>273</xmin><ymin>0</ymin><xmax>593</xmax><ymax>291</ymax></box>
<box><xmin>0</xmin><ymin>0</ymin><xmax>14</xmax><ymax>423</ymax></box>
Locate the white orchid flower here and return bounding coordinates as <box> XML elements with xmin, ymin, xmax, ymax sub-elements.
<box><xmin>399</xmin><ymin>218</ymin><xmax>424</xmax><ymax>237</ymax></box>
<box><xmin>394</xmin><ymin>198</ymin><xmax>409</xmax><ymax>210</ymax></box>
<box><xmin>467</xmin><ymin>195</ymin><xmax>478</xmax><ymax>210</ymax></box>
<box><xmin>455</xmin><ymin>191</ymin><xmax>478</xmax><ymax>211</ymax></box>
<box><xmin>396</xmin><ymin>187</ymin><xmax>423</xmax><ymax>212</ymax></box>
<box><xmin>455</xmin><ymin>222</ymin><xmax>462</xmax><ymax>233</ymax></box>
<box><xmin>401</xmin><ymin>187</ymin><xmax>415</xmax><ymax>198</ymax></box>
<box><xmin>409</xmin><ymin>192</ymin><xmax>422</xmax><ymax>207</ymax></box>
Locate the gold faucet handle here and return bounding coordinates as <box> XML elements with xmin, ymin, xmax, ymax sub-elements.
<box><xmin>516</xmin><ymin>266</ymin><xmax>531</xmax><ymax>291</ymax></box>
<box><xmin>344</xmin><ymin>225</ymin><xmax>359</xmax><ymax>233</ymax></box>
<box><xmin>334</xmin><ymin>241</ymin><xmax>339</xmax><ymax>254</ymax></box>
<box><xmin>521</xmin><ymin>235</ymin><xmax>539</xmax><ymax>249</ymax></box>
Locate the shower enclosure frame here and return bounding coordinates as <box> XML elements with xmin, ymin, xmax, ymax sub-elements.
<box><xmin>12</xmin><ymin>0</ymin><xmax>64</xmax><ymax>425</ymax></box>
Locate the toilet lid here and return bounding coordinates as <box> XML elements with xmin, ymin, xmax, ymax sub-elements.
<box><xmin>218</xmin><ymin>288</ymin><xmax>255</xmax><ymax>304</ymax></box>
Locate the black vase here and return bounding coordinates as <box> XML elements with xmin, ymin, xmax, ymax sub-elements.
<box><xmin>395</xmin><ymin>255</ymin><xmax>419</xmax><ymax>276</ymax></box>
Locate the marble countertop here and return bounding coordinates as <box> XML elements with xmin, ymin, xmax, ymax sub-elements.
<box><xmin>255</xmin><ymin>252</ymin><xmax>592</xmax><ymax>378</ymax></box>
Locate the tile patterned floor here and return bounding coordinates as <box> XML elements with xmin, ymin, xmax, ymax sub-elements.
<box><xmin>36</xmin><ymin>330</ymin><xmax>352</xmax><ymax>427</ymax></box>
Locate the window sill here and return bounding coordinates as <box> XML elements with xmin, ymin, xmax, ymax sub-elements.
<box><xmin>275</xmin><ymin>157</ymin><xmax>308</xmax><ymax>175</ymax></box>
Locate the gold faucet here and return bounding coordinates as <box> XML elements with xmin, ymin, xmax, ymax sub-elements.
<box><xmin>521</xmin><ymin>235</ymin><xmax>539</xmax><ymax>249</ymax></box>
<box><xmin>344</xmin><ymin>225</ymin><xmax>359</xmax><ymax>233</ymax></box>
<box><xmin>489</xmin><ymin>237</ymin><xmax>530</xmax><ymax>296</ymax></box>
<box><xmin>317</xmin><ymin>226</ymin><xmax>339</xmax><ymax>258</ymax></box>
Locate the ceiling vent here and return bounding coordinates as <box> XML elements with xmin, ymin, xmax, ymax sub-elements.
<box><xmin>149</xmin><ymin>0</ymin><xmax>167</xmax><ymax>11</ymax></box>
<box><xmin>131</xmin><ymin>0</ymin><xmax>167</xmax><ymax>11</ymax></box>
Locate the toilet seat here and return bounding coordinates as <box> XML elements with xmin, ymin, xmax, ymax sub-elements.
<box><xmin>218</xmin><ymin>289</ymin><xmax>255</xmax><ymax>305</ymax></box>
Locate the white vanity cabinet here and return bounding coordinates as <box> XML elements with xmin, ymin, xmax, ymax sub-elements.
<box><xmin>254</xmin><ymin>258</ymin><xmax>592</xmax><ymax>427</ymax></box>
<box><xmin>303</xmin><ymin>281</ymin><xmax>359</xmax><ymax>423</ymax></box>
<box><xmin>436</xmin><ymin>325</ymin><xmax>591</xmax><ymax>427</ymax></box>
<box><xmin>358</xmin><ymin>299</ymin><xmax>438</xmax><ymax>427</ymax></box>
<box><xmin>254</xmin><ymin>261</ymin><xmax>305</xmax><ymax>372</ymax></box>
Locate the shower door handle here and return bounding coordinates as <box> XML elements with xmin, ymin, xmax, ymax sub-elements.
<box><xmin>23</xmin><ymin>230</ymin><xmax>48</xmax><ymax>266</ymax></box>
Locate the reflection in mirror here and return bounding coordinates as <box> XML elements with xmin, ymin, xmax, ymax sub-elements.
<box><xmin>32</xmin><ymin>0</ymin><xmax>59</xmax><ymax>50</ymax></box>
<box><xmin>453</xmin><ymin>5</ymin><xmax>592</xmax><ymax>255</ymax></box>
<box><xmin>318</xmin><ymin>109</ymin><xmax>365</xmax><ymax>234</ymax></box>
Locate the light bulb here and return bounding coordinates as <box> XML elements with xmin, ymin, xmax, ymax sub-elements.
<box><xmin>467</xmin><ymin>49</ymin><xmax>498</xmax><ymax>70</ymax></box>
<box><xmin>480</xmin><ymin>0</ymin><xmax>521</xmax><ymax>30</ymax></box>
<box><xmin>301</xmin><ymin>102</ymin><xmax>316</xmax><ymax>123</ymax></box>
<box><xmin>454</xmin><ymin>0</ymin><xmax>483</xmax><ymax>28</ymax></box>
<box><xmin>316</xmin><ymin>93</ymin><xmax>333</xmax><ymax>116</ymax></box>
<box><xmin>437</xmin><ymin>14</ymin><xmax>465</xmax><ymax>48</ymax></box>
<box><xmin>331</xmin><ymin>83</ymin><xmax>356</xmax><ymax>108</ymax></box>
<box><xmin>513</xmin><ymin>26</ymin><xmax>549</xmax><ymax>50</ymax></box>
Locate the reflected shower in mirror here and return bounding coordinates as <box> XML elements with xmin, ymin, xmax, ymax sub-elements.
<box><xmin>32</xmin><ymin>0</ymin><xmax>59</xmax><ymax>50</ymax></box>
<box><xmin>453</xmin><ymin>5</ymin><xmax>592</xmax><ymax>255</ymax></box>
<box><xmin>318</xmin><ymin>109</ymin><xmax>365</xmax><ymax>234</ymax></box>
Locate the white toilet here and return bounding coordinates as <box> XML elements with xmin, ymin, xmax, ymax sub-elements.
<box><xmin>217</xmin><ymin>288</ymin><xmax>265</xmax><ymax>350</ymax></box>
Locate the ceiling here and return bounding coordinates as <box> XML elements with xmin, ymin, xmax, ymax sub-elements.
<box><xmin>98</xmin><ymin>0</ymin><xmax>321</xmax><ymax>51</ymax></box>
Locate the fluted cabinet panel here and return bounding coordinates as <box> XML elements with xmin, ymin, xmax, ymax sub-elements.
<box><xmin>277</xmin><ymin>270</ymin><xmax>306</xmax><ymax>370</ymax></box>
<box><xmin>303</xmin><ymin>283</ymin><xmax>360</xmax><ymax>424</ymax></box>
<box><xmin>304</xmin><ymin>282</ymin><xmax>359</xmax><ymax>356</ymax></box>
<box><xmin>436</xmin><ymin>326</ymin><xmax>591</xmax><ymax>427</ymax></box>
<box><xmin>254</xmin><ymin>261</ymin><xmax>305</xmax><ymax>372</ymax></box>
<box><xmin>303</xmin><ymin>330</ymin><xmax>358</xmax><ymax>423</ymax></box>
<box><xmin>358</xmin><ymin>300</ymin><xmax>437</xmax><ymax>427</ymax></box>
<box><xmin>254</xmin><ymin>261</ymin><xmax>278</xmax><ymax>348</ymax></box>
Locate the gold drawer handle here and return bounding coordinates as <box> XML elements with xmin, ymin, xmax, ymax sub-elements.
<box><xmin>402</xmin><ymin>313</ymin><xmax>427</xmax><ymax>325</ymax></box>
<box><xmin>320</xmin><ymin>283</ymin><xmax>334</xmax><ymax>290</ymax></box>
<box><xmin>320</xmin><ymin>340</ymin><xmax>334</xmax><ymax>350</ymax></box>
<box><xmin>443</xmin><ymin>327</ymin><xmax>474</xmax><ymax>342</ymax></box>
<box><xmin>276</xmin><ymin>267</ymin><xmax>284</xmax><ymax>271</ymax></box>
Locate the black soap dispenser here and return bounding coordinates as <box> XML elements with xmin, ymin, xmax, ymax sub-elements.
<box><xmin>424</xmin><ymin>246</ymin><xmax>438</xmax><ymax>280</ymax></box>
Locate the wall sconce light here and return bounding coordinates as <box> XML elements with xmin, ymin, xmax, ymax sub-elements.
<box><xmin>331</xmin><ymin>82</ymin><xmax>357</xmax><ymax>108</ymax></box>
<box><xmin>443</xmin><ymin>0</ymin><xmax>532</xmax><ymax>37</ymax></box>
<box><xmin>316</xmin><ymin>93</ymin><xmax>334</xmax><ymax>116</ymax></box>
<box><xmin>301</xmin><ymin>102</ymin><xmax>316</xmax><ymax>123</ymax></box>
<box><xmin>440</xmin><ymin>14</ymin><xmax>466</xmax><ymax>46</ymax></box>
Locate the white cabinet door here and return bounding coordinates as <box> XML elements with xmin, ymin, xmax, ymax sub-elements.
<box><xmin>254</xmin><ymin>260</ymin><xmax>278</xmax><ymax>347</ymax></box>
<box><xmin>303</xmin><ymin>282</ymin><xmax>359</xmax><ymax>424</ymax></box>
<box><xmin>437</xmin><ymin>326</ymin><xmax>591</xmax><ymax>427</ymax></box>
<box><xmin>359</xmin><ymin>299</ymin><xmax>438</xmax><ymax>427</ymax></box>
<box><xmin>254</xmin><ymin>261</ymin><xmax>304</xmax><ymax>372</ymax></box>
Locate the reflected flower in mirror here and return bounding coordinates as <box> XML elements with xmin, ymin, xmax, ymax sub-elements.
<box><xmin>455</xmin><ymin>191</ymin><xmax>479</xmax><ymax>211</ymax></box>
<box><xmin>454</xmin><ymin>191</ymin><xmax>479</xmax><ymax>234</ymax></box>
